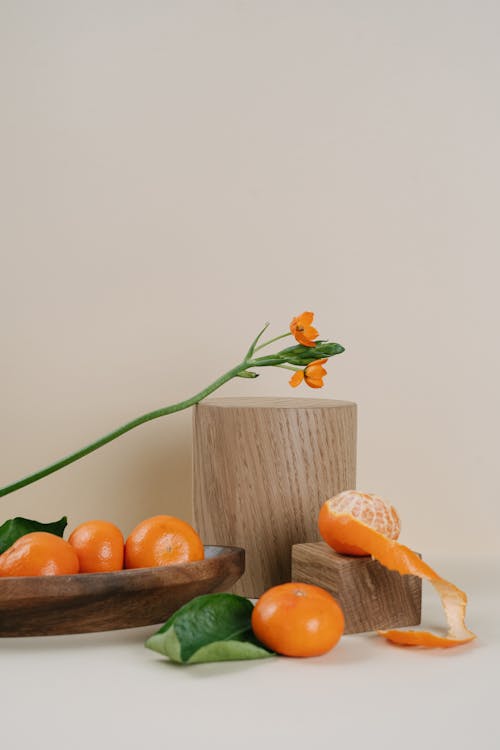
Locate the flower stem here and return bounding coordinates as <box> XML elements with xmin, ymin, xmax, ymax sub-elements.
<box><xmin>254</xmin><ymin>332</ymin><xmax>292</xmax><ymax>352</ymax></box>
<box><xmin>273</xmin><ymin>364</ymin><xmax>301</xmax><ymax>372</ymax></box>
<box><xmin>245</xmin><ymin>321</ymin><xmax>270</xmax><ymax>360</ymax></box>
<box><xmin>0</xmin><ymin>362</ymin><xmax>248</xmax><ymax>498</ymax></box>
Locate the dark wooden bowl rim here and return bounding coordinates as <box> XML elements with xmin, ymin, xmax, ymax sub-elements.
<box><xmin>0</xmin><ymin>544</ymin><xmax>244</xmax><ymax>602</ymax></box>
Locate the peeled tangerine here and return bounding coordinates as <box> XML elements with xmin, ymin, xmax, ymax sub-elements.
<box><xmin>318</xmin><ymin>490</ymin><xmax>476</xmax><ymax>649</ymax></box>
<box><xmin>318</xmin><ymin>490</ymin><xmax>401</xmax><ymax>556</ymax></box>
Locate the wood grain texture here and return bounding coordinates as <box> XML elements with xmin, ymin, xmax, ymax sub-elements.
<box><xmin>292</xmin><ymin>541</ymin><xmax>422</xmax><ymax>634</ymax></box>
<box><xmin>0</xmin><ymin>545</ymin><xmax>244</xmax><ymax>637</ymax></box>
<box><xmin>193</xmin><ymin>397</ymin><xmax>357</xmax><ymax>596</ymax></box>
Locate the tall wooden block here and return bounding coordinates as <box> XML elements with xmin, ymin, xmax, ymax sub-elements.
<box><xmin>292</xmin><ymin>541</ymin><xmax>422</xmax><ymax>634</ymax></box>
<box><xmin>193</xmin><ymin>397</ymin><xmax>357</xmax><ymax>597</ymax></box>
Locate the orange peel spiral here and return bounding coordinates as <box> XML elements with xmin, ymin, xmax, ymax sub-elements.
<box><xmin>318</xmin><ymin>494</ymin><xmax>476</xmax><ymax>648</ymax></box>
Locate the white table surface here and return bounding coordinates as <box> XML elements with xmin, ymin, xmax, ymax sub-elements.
<box><xmin>1</xmin><ymin>556</ymin><xmax>498</xmax><ymax>750</ymax></box>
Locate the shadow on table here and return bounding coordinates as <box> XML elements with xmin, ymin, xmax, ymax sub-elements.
<box><xmin>147</xmin><ymin>632</ymin><xmax>376</xmax><ymax>678</ymax></box>
<box><xmin>0</xmin><ymin>624</ymin><xmax>158</xmax><ymax>652</ymax></box>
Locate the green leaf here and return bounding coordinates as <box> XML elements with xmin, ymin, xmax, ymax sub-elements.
<box><xmin>0</xmin><ymin>516</ymin><xmax>68</xmax><ymax>555</ymax></box>
<box><xmin>236</xmin><ymin>370</ymin><xmax>259</xmax><ymax>379</ymax></box>
<box><xmin>145</xmin><ymin>593</ymin><xmax>275</xmax><ymax>664</ymax></box>
<box><xmin>185</xmin><ymin>639</ymin><xmax>272</xmax><ymax>664</ymax></box>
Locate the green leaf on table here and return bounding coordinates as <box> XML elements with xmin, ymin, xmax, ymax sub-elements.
<box><xmin>0</xmin><ymin>516</ymin><xmax>68</xmax><ymax>555</ymax></box>
<box><xmin>145</xmin><ymin>593</ymin><xmax>275</xmax><ymax>664</ymax></box>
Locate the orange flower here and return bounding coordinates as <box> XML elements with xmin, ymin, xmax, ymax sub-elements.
<box><xmin>289</xmin><ymin>311</ymin><xmax>318</xmax><ymax>347</ymax></box>
<box><xmin>289</xmin><ymin>358</ymin><xmax>328</xmax><ymax>389</ymax></box>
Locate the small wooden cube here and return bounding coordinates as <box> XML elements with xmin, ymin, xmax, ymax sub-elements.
<box><xmin>291</xmin><ymin>541</ymin><xmax>422</xmax><ymax>634</ymax></box>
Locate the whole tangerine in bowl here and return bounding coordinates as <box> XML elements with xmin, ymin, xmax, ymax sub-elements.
<box><xmin>0</xmin><ymin>532</ymin><xmax>80</xmax><ymax>577</ymax></box>
<box><xmin>68</xmin><ymin>520</ymin><xmax>124</xmax><ymax>573</ymax></box>
<box><xmin>124</xmin><ymin>515</ymin><xmax>204</xmax><ymax>569</ymax></box>
<box><xmin>318</xmin><ymin>490</ymin><xmax>401</xmax><ymax>556</ymax></box>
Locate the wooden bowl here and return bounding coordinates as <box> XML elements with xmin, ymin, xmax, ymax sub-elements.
<box><xmin>0</xmin><ymin>545</ymin><xmax>244</xmax><ymax>637</ymax></box>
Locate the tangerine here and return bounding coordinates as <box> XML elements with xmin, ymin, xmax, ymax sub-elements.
<box><xmin>68</xmin><ymin>520</ymin><xmax>124</xmax><ymax>573</ymax></box>
<box><xmin>322</xmin><ymin>507</ymin><xmax>476</xmax><ymax>647</ymax></box>
<box><xmin>319</xmin><ymin>490</ymin><xmax>401</xmax><ymax>556</ymax></box>
<box><xmin>124</xmin><ymin>515</ymin><xmax>204</xmax><ymax>569</ymax></box>
<box><xmin>251</xmin><ymin>582</ymin><xmax>345</xmax><ymax>657</ymax></box>
<box><xmin>0</xmin><ymin>532</ymin><xmax>80</xmax><ymax>577</ymax></box>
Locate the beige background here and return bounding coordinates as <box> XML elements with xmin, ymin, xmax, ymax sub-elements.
<box><xmin>1</xmin><ymin>1</ymin><xmax>498</xmax><ymax>555</ymax></box>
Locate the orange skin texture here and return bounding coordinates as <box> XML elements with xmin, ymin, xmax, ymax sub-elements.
<box><xmin>289</xmin><ymin>311</ymin><xmax>318</xmax><ymax>348</ymax></box>
<box><xmin>289</xmin><ymin>358</ymin><xmax>328</xmax><ymax>389</ymax></box>
<box><xmin>124</xmin><ymin>515</ymin><xmax>204</xmax><ymax>569</ymax></box>
<box><xmin>251</xmin><ymin>582</ymin><xmax>345</xmax><ymax>657</ymax></box>
<box><xmin>0</xmin><ymin>532</ymin><xmax>80</xmax><ymax>577</ymax></box>
<box><xmin>319</xmin><ymin>502</ymin><xmax>368</xmax><ymax>556</ymax></box>
<box><xmin>68</xmin><ymin>520</ymin><xmax>124</xmax><ymax>573</ymax></box>
<box><xmin>319</xmin><ymin>506</ymin><xmax>476</xmax><ymax>648</ymax></box>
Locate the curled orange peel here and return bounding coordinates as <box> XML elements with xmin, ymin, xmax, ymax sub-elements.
<box><xmin>321</xmin><ymin>510</ymin><xmax>476</xmax><ymax>648</ymax></box>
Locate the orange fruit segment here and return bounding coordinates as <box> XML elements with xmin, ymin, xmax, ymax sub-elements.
<box><xmin>319</xmin><ymin>505</ymin><xmax>475</xmax><ymax>648</ymax></box>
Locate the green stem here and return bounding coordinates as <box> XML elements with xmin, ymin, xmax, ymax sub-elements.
<box><xmin>245</xmin><ymin>321</ymin><xmax>270</xmax><ymax>360</ymax></box>
<box><xmin>254</xmin><ymin>332</ymin><xmax>292</xmax><ymax>352</ymax></box>
<box><xmin>0</xmin><ymin>362</ymin><xmax>248</xmax><ymax>498</ymax></box>
<box><xmin>273</xmin><ymin>364</ymin><xmax>301</xmax><ymax>372</ymax></box>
